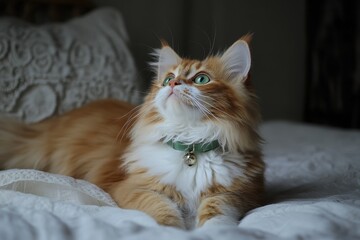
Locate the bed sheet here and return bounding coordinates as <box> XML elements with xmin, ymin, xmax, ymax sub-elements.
<box><xmin>0</xmin><ymin>121</ymin><xmax>359</xmax><ymax>240</ymax></box>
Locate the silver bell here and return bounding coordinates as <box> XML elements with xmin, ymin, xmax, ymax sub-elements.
<box><xmin>183</xmin><ymin>151</ymin><xmax>197</xmax><ymax>166</ymax></box>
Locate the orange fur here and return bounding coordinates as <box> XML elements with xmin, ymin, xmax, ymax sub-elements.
<box><xmin>0</xmin><ymin>36</ymin><xmax>264</xmax><ymax>229</ymax></box>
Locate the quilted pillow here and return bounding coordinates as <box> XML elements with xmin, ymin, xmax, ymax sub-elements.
<box><xmin>0</xmin><ymin>7</ymin><xmax>141</xmax><ymax>123</ymax></box>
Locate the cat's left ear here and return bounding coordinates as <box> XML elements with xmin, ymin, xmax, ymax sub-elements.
<box><xmin>151</xmin><ymin>41</ymin><xmax>182</xmax><ymax>78</ymax></box>
<box><xmin>221</xmin><ymin>35</ymin><xmax>252</xmax><ymax>82</ymax></box>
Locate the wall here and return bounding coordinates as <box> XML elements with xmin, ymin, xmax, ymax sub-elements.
<box><xmin>93</xmin><ymin>0</ymin><xmax>306</xmax><ymax>122</ymax></box>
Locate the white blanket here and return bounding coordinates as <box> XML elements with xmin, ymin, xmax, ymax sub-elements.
<box><xmin>1</xmin><ymin>121</ymin><xmax>359</xmax><ymax>240</ymax></box>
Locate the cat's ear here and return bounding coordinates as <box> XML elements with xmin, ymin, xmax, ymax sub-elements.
<box><xmin>221</xmin><ymin>35</ymin><xmax>252</xmax><ymax>82</ymax></box>
<box><xmin>150</xmin><ymin>41</ymin><xmax>181</xmax><ymax>78</ymax></box>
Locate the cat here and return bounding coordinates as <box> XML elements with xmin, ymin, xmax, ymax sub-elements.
<box><xmin>0</xmin><ymin>35</ymin><xmax>264</xmax><ymax>230</ymax></box>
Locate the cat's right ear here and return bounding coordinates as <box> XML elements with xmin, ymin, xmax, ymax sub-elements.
<box><xmin>150</xmin><ymin>41</ymin><xmax>181</xmax><ymax>78</ymax></box>
<box><xmin>220</xmin><ymin>35</ymin><xmax>252</xmax><ymax>82</ymax></box>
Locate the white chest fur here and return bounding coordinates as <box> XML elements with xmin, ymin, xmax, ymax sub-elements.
<box><xmin>124</xmin><ymin>142</ymin><xmax>246</xmax><ymax>202</ymax></box>
<box><xmin>124</xmin><ymin>142</ymin><xmax>246</xmax><ymax>229</ymax></box>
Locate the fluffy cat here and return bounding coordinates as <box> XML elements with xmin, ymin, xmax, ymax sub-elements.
<box><xmin>0</xmin><ymin>35</ymin><xmax>264</xmax><ymax>230</ymax></box>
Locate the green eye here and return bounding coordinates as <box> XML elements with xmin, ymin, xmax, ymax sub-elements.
<box><xmin>193</xmin><ymin>74</ymin><xmax>210</xmax><ymax>85</ymax></box>
<box><xmin>163</xmin><ymin>76</ymin><xmax>174</xmax><ymax>86</ymax></box>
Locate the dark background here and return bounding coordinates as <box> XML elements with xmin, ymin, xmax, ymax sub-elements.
<box><xmin>94</xmin><ymin>0</ymin><xmax>307</xmax><ymax>124</ymax></box>
<box><xmin>1</xmin><ymin>0</ymin><xmax>359</xmax><ymax>128</ymax></box>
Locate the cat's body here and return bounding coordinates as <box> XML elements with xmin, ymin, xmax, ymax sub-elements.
<box><xmin>0</xmin><ymin>36</ymin><xmax>264</xmax><ymax>229</ymax></box>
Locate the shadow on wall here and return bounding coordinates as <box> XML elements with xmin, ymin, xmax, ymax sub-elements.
<box><xmin>305</xmin><ymin>0</ymin><xmax>360</xmax><ymax>129</ymax></box>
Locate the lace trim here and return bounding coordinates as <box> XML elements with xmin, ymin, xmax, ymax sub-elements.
<box><xmin>0</xmin><ymin>169</ymin><xmax>117</xmax><ymax>206</ymax></box>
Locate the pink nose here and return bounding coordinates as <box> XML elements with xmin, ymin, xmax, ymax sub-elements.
<box><xmin>169</xmin><ymin>79</ymin><xmax>181</xmax><ymax>88</ymax></box>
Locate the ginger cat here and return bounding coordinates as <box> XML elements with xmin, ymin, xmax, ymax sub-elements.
<box><xmin>0</xmin><ymin>35</ymin><xmax>264</xmax><ymax>230</ymax></box>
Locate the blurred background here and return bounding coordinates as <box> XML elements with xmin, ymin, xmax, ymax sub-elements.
<box><xmin>0</xmin><ymin>0</ymin><xmax>359</xmax><ymax>128</ymax></box>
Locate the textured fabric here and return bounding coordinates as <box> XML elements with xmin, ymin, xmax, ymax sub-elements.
<box><xmin>0</xmin><ymin>169</ymin><xmax>116</xmax><ymax>207</ymax></box>
<box><xmin>0</xmin><ymin>121</ymin><xmax>359</xmax><ymax>239</ymax></box>
<box><xmin>0</xmin><ymin>7</ymin><xmax>141</xmax><ymax>123</ymax></box>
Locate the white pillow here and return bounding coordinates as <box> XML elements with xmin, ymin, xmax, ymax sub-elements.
<box><xmin>0</xmin><ymin>7</ymin><xmax>142</xmax><ymax>123</ymax></box>
<box><xmin>0</xmin><ymin>169</ymin><xmax>117</xmax><ymax>206</ymax></box>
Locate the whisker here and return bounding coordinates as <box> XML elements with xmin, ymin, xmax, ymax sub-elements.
<box><xmin>184</xmin><ymin>93</ymin><xmax>221</xmax><ymax>122</ymax></box>
<box><xmin>210</xmin><ymin>26</ymin><xmax>217</xmax><ymax>56</ymax></box>
<box><xmin>118</xmin><ymin>111</ymin><xmax>142</xmax><ymax>142</ymax></box>
<box><xmin>116</xmin><ymin>99</ymin><xmax>161</xmax><ymax>143</ymax></box>
<box><xmin>113</xmin><ymin>104</ymin><xmax>142</xmax><ymax>122</ymax></box>
<box><xmin>190</xmin><ymin>97</ymin><xmax>211</xmax><ymax>120</ymax></box>
<box><xmin>196</xmin><ymin>96</ymin><xmax>234</xmax><ymax>119</ymax></box>
<box><xmin>115</xmin><ymin>105</ymin><xmax>143</xmax><ymax>143</ymax></box>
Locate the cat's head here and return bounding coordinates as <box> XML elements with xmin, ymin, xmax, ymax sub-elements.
<box><xmin>136</xmin><ymin>35</ymin><xmax>261</xmax><ymax>152</ymax></box>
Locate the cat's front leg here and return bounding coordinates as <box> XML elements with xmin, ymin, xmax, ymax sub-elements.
<box><xmin>196</xmin><ymin>194</ymin><xmax>243</xmax><ymax>228</ymax></box>
<box><xmin>110</xmin><ymin>182</ymin><xmax>185</xmax><ymax>228</ymax></box>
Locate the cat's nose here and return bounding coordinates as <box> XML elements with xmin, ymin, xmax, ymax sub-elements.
<box><xmin>169</xmin><ymin>79</ymin><xmax>181</xmax><ymax>88</ymax></box>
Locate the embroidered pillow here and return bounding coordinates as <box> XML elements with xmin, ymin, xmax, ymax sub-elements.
<box><xmin>0</xmin><ymin>7</ymin><xmax>141</xmax><ymax>123</ymax></box>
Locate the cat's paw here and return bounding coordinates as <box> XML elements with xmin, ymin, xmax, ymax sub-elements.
<box><xmin>197</xmin><ymin>215</ymin><xmax>239</xmax><ymax>228</ymax></box>
<box><xmin>156</xmin><ymin>214</ymin><xmax>186</xmax><ymax>229</ymax></box>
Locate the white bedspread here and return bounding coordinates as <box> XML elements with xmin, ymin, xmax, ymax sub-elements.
<box><xmin>1</xmin><ymin>121</ymin><xmax>359</xmax><ymax>240</ymax></box>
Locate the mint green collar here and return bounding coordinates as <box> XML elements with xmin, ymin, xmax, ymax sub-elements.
<box><xmin>166</xmin><ymin>140</ymin><xmax>220</xmax><ymax>153</ymax></box>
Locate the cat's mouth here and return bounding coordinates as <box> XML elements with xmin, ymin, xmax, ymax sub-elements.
<box><xmin>167</xmin><ymin>92</ymin><xmax>181</xmax><ymax>102</ymax></box>
<box><xmin>168</xmin><ymin>91</ymin><xmax>194</xmax><ymax>107</ymax></box>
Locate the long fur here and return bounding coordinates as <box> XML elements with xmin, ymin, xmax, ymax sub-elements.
<box><xmin>0</xmin><ymin>36</ymin><xmax>264</xmax><ymax>230</ymax></box>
